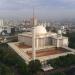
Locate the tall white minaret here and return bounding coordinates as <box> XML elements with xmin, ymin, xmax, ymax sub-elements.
<box><xmin>32</xmin><ymin>8</ymin><xmax>36</xmax><ymax>60</ymax></box>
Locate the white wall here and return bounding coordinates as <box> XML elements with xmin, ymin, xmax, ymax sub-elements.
<box><xmin>18</xmin><ymin>35</ymin><xmax>53</xmax><ymax>49</ymax></box>
<box><xmin>7</xmin><ymin>27</ymin><xmax>11</xmax><ymax>33</ymax></box>
<box><xmin>18</xmin><ymin>35</ymin><xmax>32</xmax><ymax>46</ymax></box>
<box><xmin>63</xmin><ymin>38</ymin><xmax>68</xmax><ymax>46</ymax></box>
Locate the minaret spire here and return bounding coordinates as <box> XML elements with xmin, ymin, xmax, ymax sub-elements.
<box><xmin>32</xmin><ymin>8</ymin><xmax>36</xmax><ymax>60</ymax></box>
<box><xmin>33</xmin><ymin>8</ymin><xmax>34</xmax><ymax>26</ymax></box>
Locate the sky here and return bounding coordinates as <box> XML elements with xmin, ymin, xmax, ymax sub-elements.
<box><xmin>0</xmin><ymin>0</ymin><xmax>75</xmax><ymax>20</ymax></box>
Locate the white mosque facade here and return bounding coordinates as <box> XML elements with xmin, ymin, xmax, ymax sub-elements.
<box><xmin>18</xmin><ymin>25</ymin><xmax>68</xmax><ymax>50</ymax></box>
<box><xmin>8</xmin><ymin>17</ymin><xmax>73</xmax><ymax>66</ymax></box>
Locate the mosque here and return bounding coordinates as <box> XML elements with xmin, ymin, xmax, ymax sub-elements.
<box><xmin>18</xmin><ymin>16</ymin><xmax>68</xmax><ymax>49</ymax></box>
<box><xmin>8</xmin><ymin>17</ymin><xmax>73</xmax><ymax>67</ymax></box>
<box><xmin>17</xmin><ymin>17</ymin><xmax>69</xmax><ymax>61</ymax></box>
<box><xmin>18</xmin><ymin>25</ymin><xmax>68</xmax><ymax>50</ymax></box>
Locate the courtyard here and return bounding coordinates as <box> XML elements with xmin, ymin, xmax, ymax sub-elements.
<box><xmin>27</xmin><ymin>47</ymin><xmax>70</xmax><ymax>58</ymax></box>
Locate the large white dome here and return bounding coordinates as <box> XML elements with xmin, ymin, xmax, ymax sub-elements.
<box><xmin>34</xmin><ymin>25</ymin><xmax>47</xmax><ymax>34</ymax></box>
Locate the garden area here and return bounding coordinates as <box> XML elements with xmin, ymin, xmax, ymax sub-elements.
<box><xmin>47</xmin><ymin>54</ymin><xmax>75</xmax><ymax>75</ymax></box>
<box><xmin>47</xmin><ymin>54</ymin><xmax>75</xmax><ymax>68</ymax></box>
<box><xmin>0</xmin><ymin>43</ymin><xmax>42</xmax><ymax>75</ymax></box>
<box><xmin>63</xmin><ymin>31</ymin><xmax>75</xmax><ymax>49</ymax></box>
<box><xmin>68</xmin><ymin>32</ymin><xmax>75</xmax><ymax>49</ymax></box>
<box><xmin>48</xmin><ymin>67</ymin><xmax>75</xmax><ymax>75</ymax></box>
<box><xmin>0</xmin><ymin>43</ymin><xmax>28</xmax><ymax>75</ymax></box>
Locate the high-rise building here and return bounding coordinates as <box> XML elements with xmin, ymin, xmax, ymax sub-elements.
<box><xmin>0</xmin><ymin>19</ymin><xmax>3</xmax><ymax>27</ymax></box>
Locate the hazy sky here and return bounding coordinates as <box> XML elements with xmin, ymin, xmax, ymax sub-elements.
<box><xmin>0</xmin><ymin>0</ymin><xmax>75</xmax><ymax>20</ymax></box>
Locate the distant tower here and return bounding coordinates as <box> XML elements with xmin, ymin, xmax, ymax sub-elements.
<box><xmin>0</xmin><ymin>19</ymin><xmax>4</xmax><ymax>27</ymax></box>
<box><xmin>33</xmin><ymin>18</ymin><xmax>37</xmax><ymax>26</ymax></box>
<box><xmin>30</xmin><ymin>8</ymin><xmax>37</xmax><ymax>27</ymax></box>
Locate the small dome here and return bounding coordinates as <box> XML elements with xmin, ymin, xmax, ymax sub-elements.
<box><xmin>34</xmin><ymin>25</ymin><xmax>47</xmax><ymax>34</ymax></box>
<box><xmin>58</xmin><ymin>30</ymin><xmax>62</xmax><ymax>34</ymax></box>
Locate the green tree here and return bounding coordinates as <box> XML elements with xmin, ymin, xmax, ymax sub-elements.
<box><xmin>0</xmin><ymin>44</ymin><xmax>28</xmax><ymax>75</ymax></box>
<box><xmin>68</xmin><ymin>32</ymin><xmax>75</xmax><ymax>49</ymax></box>
<box><xmin>0</xmin><ymin>63</ymin><xmax>15</xmax><ymax>75</ymax></box>
<box><xmin>48</xmin><ymin>54</ymin><xmax>75</xmax><ymax>68</ymax></box>
<box><xmin>28</xmin><ymin>60</ymin><xmax>42</xmax><ymax>74</ymax></box>
<box><xmin>51</xmin><ymin>72</ymin><xmax>66</xmax><ymax>75</ymax></box>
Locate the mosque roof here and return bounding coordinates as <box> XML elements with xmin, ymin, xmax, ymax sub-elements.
<box><xmin>34</xmin><ymin>25</ymin><xmax>47</xmax><ymax>35</ymax></box>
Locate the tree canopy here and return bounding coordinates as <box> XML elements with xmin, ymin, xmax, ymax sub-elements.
<box><xmin>28</xmin><ymin>60</ymin><xmax>42</xmax><ymax>74</ymax></box>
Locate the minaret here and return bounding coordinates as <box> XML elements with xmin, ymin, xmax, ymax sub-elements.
<box><xmin>32</xmin><ymin>8</ymin><xmax>36</xmax><ymax>60</ymax></box>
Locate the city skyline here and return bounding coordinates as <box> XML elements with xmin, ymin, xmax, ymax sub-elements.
<box><xmin>0</xmin><ymin>0</ymin><xmax>75</xmax><ymax>20</ymax></box>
